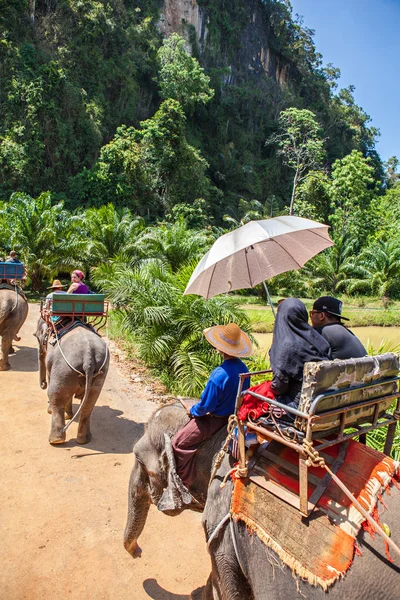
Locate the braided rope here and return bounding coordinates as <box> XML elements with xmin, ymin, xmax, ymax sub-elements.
<box><xmin>208</xmin><ymin>414</ymin><xmax>239</xmax><ymax>487</ymax></box>
<box><xmin>302</xmin><ymin>440</ymin><xmax>400</xmax><ymax>560</ymax></box>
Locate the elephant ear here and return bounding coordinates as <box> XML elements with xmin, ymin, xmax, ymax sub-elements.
<box><xmin>157</xmin><ymin>433</ymin><xmax>198</xmax><ymax>513</ymax></box>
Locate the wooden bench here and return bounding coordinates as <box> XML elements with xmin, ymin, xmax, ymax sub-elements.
<box><xmin>235</xmin><ymin>353</ymin><xmax>400</xmax><ymax>516</ymax></box>
<box><xmin>41</xmin><ymin>293</ymin><xmax>108</xmax><ymax>331</ymax></box>
<box><xmin>0</xmin><ymin>262</ymin><xmax>25</xmax><ymax>279</ymax></box>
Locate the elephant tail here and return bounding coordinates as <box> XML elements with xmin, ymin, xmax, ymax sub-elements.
<box><xmin>61</xmin><ymin>364</ymin><xmax>94</xmax><ymax>434</ymax></box>
<box><xmin>60</xmin><ymin>339</ymin><xmax>108</xmax><ymax>434</ymax></box>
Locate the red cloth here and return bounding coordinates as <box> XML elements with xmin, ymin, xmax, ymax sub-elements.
<box><xmin>237</xmin><ymin>380</ymin><xmax>275</xmax><ymax>421</ymax></box>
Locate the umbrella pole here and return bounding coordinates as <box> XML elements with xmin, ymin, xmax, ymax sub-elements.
<box><xmin>262</xmin><ymin>281</ymin><xmax>276</xmax><ymax>318</ymax></box>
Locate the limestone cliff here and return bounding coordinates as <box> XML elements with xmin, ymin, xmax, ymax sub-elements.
<box><xmin>158</xmin><ymin>0</ymin><xmax>289</xmax><ymax>85</ymax></box>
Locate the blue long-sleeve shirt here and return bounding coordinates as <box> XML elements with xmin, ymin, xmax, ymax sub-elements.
<box><xmin>190</xmin><ymin>358</ymin><xmax>250</xmax><ymax>418</ymax></box>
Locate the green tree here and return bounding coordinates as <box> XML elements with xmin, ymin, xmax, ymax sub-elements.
<box><xmin>83</xmin><ymin>204</ymin><xmax>145</xmax><ymax>264</ymax></box>
<box><xmin>329</xmin><ymin>150</ymin><xmax>377</xmax><ymax>246</ymax></box>
<box><xmin>92</xmin><ymin>258</ymin><xmax>250</xmax><ymax>396</ymax></box>
<box><xmin>157</xmin><ymin>33</ymin><xmax>214</xmax><ymax>113</ymax></box>
<box><xmin>0</xmin><ymin>192</ymin><xmax>82</xmax><ymax>291</ymax></box>
<box><xmin>135</xmin><ymin>218</ymin><xmax>212</xmax><ymax>272</ymax></box>
<box><xmin>384</xmin><ymin>156</ymin><xmax>400</xmax><ymax>188</ymax></box>
<box><xmin>343</xmin><ymin>239</ymin><xmax>400</xmax><ymax>298</ymax></box>
<box><xmin>267</xmin><ymin>108</ymin><xmax>325</xmax><ymax>215</ymax></box>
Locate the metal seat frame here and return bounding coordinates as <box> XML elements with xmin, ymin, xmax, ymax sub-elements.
<box><xmin>235</xmin><ymin>368</ymin><xmax>400</xmax><ymax>517</ymax></box>
<box><xmin>40</xmin><ymin>298</ymin><xmax>109</xmax><ymax>333</ymax></box>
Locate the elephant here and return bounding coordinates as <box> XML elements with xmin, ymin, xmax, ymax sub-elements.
<box><xmin>124</xmin><ymin>403</ymin><xmax>400</xmax><ymax>600</ymax></box>
<box><xmin>35</xmin><ymin>317</ymin><xmax>110</xmax><ymax>444</ymax></box>
<box><xmin>0</xmin><ymin>287</ymin><xmax>28</xmax><ymax>370</ymax></box>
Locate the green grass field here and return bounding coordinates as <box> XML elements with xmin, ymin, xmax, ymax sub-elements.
<box><xmin>235</xmin><ymin>295</ymin><xmax>400</xmax><ymax>333</ymax></box>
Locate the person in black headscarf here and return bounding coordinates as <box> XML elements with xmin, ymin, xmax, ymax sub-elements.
<box><xmin>269</xmin><ymin>298</ymin><xmax>332</xmax><ymax>411</ymax></box>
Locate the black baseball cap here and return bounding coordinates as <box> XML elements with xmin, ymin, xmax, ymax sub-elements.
<box><xmin>312</xmin><ymin>296</ymin><xmax>349</xmax><ymax>321</ymax></box>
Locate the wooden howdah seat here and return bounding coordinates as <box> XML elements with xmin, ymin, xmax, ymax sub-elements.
<box><xmin>0</xmin><ymin>262</ymin><xmax>25</xmax><ymax>279</ymax></box>
<box><xmin>41</xmin><ymin>293</ymin><xmax>108</xmax><ymax>332</ymax></box>
<box><xmin>235</xmin><ymin>353</ymin><xmax>400</xmax><ymax>517</ymax></box>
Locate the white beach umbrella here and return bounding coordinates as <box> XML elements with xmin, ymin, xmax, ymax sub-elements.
<box><xmin>184</xmin><ymin>216</ymin><xmax>333</xmax><ymax>312</ymax></box>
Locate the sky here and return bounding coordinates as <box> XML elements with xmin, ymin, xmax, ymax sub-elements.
<box><xmin>289</xmin><ymin>0</ymin><xmax>400</xmax><ymax>163</ymax></box>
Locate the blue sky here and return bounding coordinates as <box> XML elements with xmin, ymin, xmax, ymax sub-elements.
<box><xmin>289</xmin><ymin>0</ymin><xmax>399</xmax><ymax>163</ymax></box>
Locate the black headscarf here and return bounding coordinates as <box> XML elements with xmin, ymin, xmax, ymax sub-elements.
<box><xmin>269</xmin><ymin>298</ymin><xmax>332</xmax><ymax>381</ymax></box>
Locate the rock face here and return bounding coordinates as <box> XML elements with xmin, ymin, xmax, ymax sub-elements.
<box><xmin>159</xmin><ymin>0</ymin><xmax>207</xmax><ymax>44</ymax></box>
<box><xmin>158</xmin><ymin>0</ymin><xmax>288</xmax><ymax>85</ymax></box>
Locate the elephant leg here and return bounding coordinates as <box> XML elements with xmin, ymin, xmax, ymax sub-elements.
<box><xmin>65</xmin><ymin>397</ymin><xmax>73</xmax><ymax>420</ymax></box>
<box><xmin>48</xmin><ymin>387</ymin><xmax>67</xmax><ymax>444</ymax></box>
<box><xmin>124</xmin><ymin>451</ymin><xmax>151</xmax><ymax>558</ymax></box>
<box><xmin>0</xmin><ymin>333</ymin><xmax>13</xmax><ymax>371</ymax></box>
<box><xmin>76</xmin><ymin>379</ymin><xmax>103</xmax><ymax>444</ymax></box>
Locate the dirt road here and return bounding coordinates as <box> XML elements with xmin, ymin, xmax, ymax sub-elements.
<box><xmin>1</xmin><ymin>305</ymin><xmax>210</xmax><ymax>599</ymax></box>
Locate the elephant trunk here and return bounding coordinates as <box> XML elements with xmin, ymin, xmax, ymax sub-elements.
<box><xmin>38</xmin><ymin>348</ymin><xmax>47</xmax><ymax>389</ymax></box>
<box><xmin>123</xmin><ymin>455</ymin><xmax>151</xmax><ymax>558</ymax></box>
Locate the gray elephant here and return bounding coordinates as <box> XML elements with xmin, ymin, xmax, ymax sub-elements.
<box><xmin>124</xmin><ymin>403</ymin><xmax>400</xmax><ymax>599</ymax></box>
<box><xmin>35</xmin><ymin>318</ymin><xmax>110</xmax><ymax>444</ymax></box>
<box><xmin>0</xmin><ymin>287</ymin><xmax>28</xmax><ymax>370</ymax></box>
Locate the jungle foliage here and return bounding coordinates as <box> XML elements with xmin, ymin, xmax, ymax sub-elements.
<box><xmin>0</xmin><ymin>0</ymin><xmax>384</xmax><ymax>221</ymax></box>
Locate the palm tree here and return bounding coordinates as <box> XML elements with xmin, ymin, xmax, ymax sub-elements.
<box><xmin>1</xmin><ymin>192</ymin><xmax>83</xmax><ymax>291</ymax></box>
<box><xmin>343</xmin><ymin>239</ymin><xmax>400</xmax><ymax>298</ymax></box>
<box><xmin>92</xmin><ymin>258</ymin><xmax>252</xmax><ymax>396</ymax></box>
<box><xmin>300</xmin><ymin>235</ymin><xmax>357</xmax><ymax>296</ymax></box>
<box><xmin>134</xmin><ymin>218</ymin><xmax>212</xmax><ymax>272</ymax></box>
<box><xmin>83</xmin><ymin>204</ymin><xmax>145</xmax><ymax>264</ymax></box>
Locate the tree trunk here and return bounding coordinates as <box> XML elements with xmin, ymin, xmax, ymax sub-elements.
<box><xmin>289</xmin><ymin>169</ymin><xmax>299</xmax><ymax>216</ymax></box>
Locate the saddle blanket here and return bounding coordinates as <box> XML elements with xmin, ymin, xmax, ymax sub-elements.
<box><xmin>231</xmin><ymin>440</ymin><xmax>399</xmax><ymax>590</ymax></box>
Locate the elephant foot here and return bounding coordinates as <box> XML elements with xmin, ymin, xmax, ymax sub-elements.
<box><xmin>77</xmin><ymin>432</ymin><xmax>91</xmax><ymax>445</ymax></box>
<box><xmin>9</xmin><ymin>346</ymin><xmax>15</xmax><ymax>354</ymax></box>
<box><xmin>124</xmin><ymin>539</ymin><xmax>142</xmax><ymax>559</ymax></box>
<box><xmin>65</xmin><ymin>412</ymin><xmax>73</xmax><ymax>420</ymax></box>
<box><xmin>14</xmin><ymin>335</ymin><xmax>21</xmax><ymax>341</ymax></box>
<box><xmin>49</xmin><ymin>432</ymin><xmax>66</xmax><ymax>445</ymax></box>
<box><xmin>0</xmin><ymin>363</ymin><xmax>10</xmax><ymax>371</ymax></box>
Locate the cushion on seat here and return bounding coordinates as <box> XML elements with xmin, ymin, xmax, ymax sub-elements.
<box><xmin>294</xmin><ymin>353</ymin><xmax>399</xmax><ymax>434</ymax></box>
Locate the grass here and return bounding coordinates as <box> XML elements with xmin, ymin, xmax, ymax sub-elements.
<box><xmin>235</xmin><ymin>295</ymin><xmax>400</xmax><ymax>333</ymax></box>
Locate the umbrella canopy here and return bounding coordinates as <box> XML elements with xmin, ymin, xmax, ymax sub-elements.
<box><xmin>184</xmin><ymin>216</ymin><xmax>333</xmax><ymax>299</ymax></box>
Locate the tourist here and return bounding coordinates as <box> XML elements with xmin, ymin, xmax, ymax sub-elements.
<box><xmin>269</xmin><ymin>298</ymin><xmax>331</xmax><ymax>410</ymax></box>
<box><xmin>172</xmin><ymin>323</ymin><xmax>252</xmax><ymax>487</ymax></box>
<box><xmin>67</xmin><ymin>270</ymin><xmax>89</xmax><ymax>294</ymax></box>
<box><xmin>310</xmin><ymin>296</ymin><xmax>366</xmax><ymax>360</ymax></box>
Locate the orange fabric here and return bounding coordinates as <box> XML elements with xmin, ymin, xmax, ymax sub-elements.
<box><xmin>231</xmin><ymin>440</ymin><xmax>399</xmax><ymax>588</ymax></box>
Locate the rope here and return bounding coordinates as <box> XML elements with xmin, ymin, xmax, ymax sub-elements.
<box><xmin>51</xmin><ymin>322</ymin><xmax>109</xmax><ymax>434</ymax></box>
<box><xmin>209</xmin><ymin>414</ymin><xmax>239</xmax><ymax>487</ymax></box>
<box><xmin>206</xmin><ymin>513</ymin><xmax>247</xmax><ymax>578</ymax></box>
<box><xmin>207</xmin><ymin>513</ymin><xmax>230</xmax><ymax>548</ymax></box>
<box><xmin>302</xmin><ymin>440</ymin><xmax>400</xmax><ymax>560</ymax></box>
<box><xmin>8</xmin><ymin>284</ymin><xmax>19</xmax><ymax>314</ymax></box>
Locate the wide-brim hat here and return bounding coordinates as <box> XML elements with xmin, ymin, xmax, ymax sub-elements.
<box><xmin>203</xmin><ymin>323</ymin><xmax>253</xmax><ymax>358</ymax></box>
<box><xmin>47</xmin><ymin>279</ymin><xmax>65</xmax><ymax>290</ymax></box>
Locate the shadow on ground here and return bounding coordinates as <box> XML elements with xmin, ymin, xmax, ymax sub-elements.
<box><xmin>143</xmin><ymin>579</ymin><xmax>205</xmax><ymax>600</ymax></box>
<box><xmin>8</xmin><ymin>345</ymin><xmax>38</xmax><ymax>372</ymax></box>
<box><xmin>53</xmin><ymin>405</ymin><xmax>144</xmax><ymax>455</ymax></box>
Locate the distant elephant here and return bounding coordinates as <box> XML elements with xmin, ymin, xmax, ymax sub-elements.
<box><xmin>124</xmin><ymin>403</ymin><xmax>400</xmax><ymax>600</ymax></box>
<box><xmin>0</xmin><ymin>288</ymin><xmax>28</xmax><ymax>370</ymax></box>
<box><xmin>35</xmin><ymin>317</ymin><xmax>110</xmax><ymax>444</ymax></box>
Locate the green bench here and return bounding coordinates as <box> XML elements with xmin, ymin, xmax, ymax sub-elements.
<box><xmin>50</xmin><ymin>293</ymin><xmax>106</xmax><ymax>316</ymax></box>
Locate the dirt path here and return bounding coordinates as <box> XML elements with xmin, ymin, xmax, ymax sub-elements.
<box><xmin>1</xmin><ymin>305</ymin><xmax>210</xmax><ymax>599</ymax></box>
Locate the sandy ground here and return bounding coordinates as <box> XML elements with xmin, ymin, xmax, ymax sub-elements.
<box><xmin>0</xmin><ymin>305</ymin><xmax>210</xmax><ymax>599</ymax></box>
